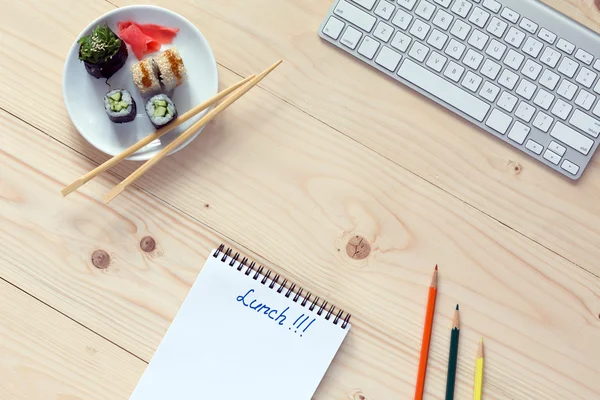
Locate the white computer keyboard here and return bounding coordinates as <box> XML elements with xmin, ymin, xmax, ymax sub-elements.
<box><xmin>319</xmin><ymin>0</ymin><xmax>600</xmax><ymax>179</ymax></box>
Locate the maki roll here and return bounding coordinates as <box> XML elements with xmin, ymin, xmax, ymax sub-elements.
<box><xmin>103</xmin><ymin>89</ymin><xmax>136</xmax><ymax>123</ymax></box>
<box><xmin>145</xmin><ymin>94</ymin><xmax>177</xmax><ymax>128</ymax></box>
<box><xmin>155</xmin><ymin>47</ymin><xmax>187</xmax><ymax>92</ymax></box>
<box><xmin>131</xmin><ymin>58</ymin><xmax>162</xmax><ymax>97</ymax></box>
<box><xmin>78</xmin><ymin>24</ymin><xmax>128</xmax><ymax>79</ymax></box>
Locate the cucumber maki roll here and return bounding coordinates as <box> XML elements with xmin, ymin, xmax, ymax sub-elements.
<box><xmin>78</xmin><ymin>24</ymin><xmax>128</xmax><ymax>79</ymax></box>
<box><xmin>145</xmin><ymin>94</ymin><xmax>177</xmax><ymax>128</ymax></box>
<box><xmin>104</xmin><ymin>89</ymin><xmax>136</xmax><ymax>123</ymax></box>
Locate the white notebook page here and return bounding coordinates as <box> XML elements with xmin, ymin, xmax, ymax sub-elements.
<box><xmin>129</xmin><ymin>249</ymin><xmax>350</xmax><ymax>400</ymax></box>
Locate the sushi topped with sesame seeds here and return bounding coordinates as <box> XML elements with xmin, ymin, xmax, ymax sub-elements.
<box><xmin>77</xmin><ymin>23</ymin><xmax>128</xmax><ymax>79</ymax></box>
<box><xmin>154</xmin><ymin>47</ymin><xmax>187</xmax><ymax>92</ymax></box>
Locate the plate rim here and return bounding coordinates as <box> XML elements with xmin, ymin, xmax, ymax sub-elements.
<box><xmin>62</xmin><ymin>4</ymin><xmax>219</xmax><ymax>161</ymax></box>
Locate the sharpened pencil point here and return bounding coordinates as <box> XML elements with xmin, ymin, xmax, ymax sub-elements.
<box><xmin>435</xmin><ymin>264</ymin><xmax>438</xmax><ymax>271</ymax></box>
<box><xmin>456</xmin><ymin>304</ymin><xmax>459</xmax><ymax>310</ymax></box>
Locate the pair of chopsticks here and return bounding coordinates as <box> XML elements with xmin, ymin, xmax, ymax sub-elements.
<box><xmin>61</xmin><ymin>60</ymin><xmax>282</xmax><ymax>203</ymax></box>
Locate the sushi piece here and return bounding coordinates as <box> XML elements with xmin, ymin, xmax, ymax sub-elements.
<box><xmin>155</xmin><ymin>47</ymin><xmax>187</xmax><ymax>92</ymax></box>
<box><xmin>103</xmin><ymin>89</ymin><xmax>136</xmax><ymax>123</ymax></box>
<box><xmin>131</xmin><ymin>58</ymin><xmax>161</xmax><ymax>97</ymax></box>
<box><xmin>78</xmin><ymin>24</ymin><xmax>128</xmax><ymax>79</ymax></box>
<box><xmin>145</xmin><ymin>94</ymin><xmax>177</xmax><ymax>128</ymax></box>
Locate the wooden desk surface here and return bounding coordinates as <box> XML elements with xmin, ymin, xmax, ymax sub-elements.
<box><xmin>1</xmin><ymin>0</ymin><xmax>600</xmax><ymax>398</ymax></box>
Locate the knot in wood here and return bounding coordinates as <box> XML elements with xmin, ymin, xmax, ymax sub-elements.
<box><xmin>140</xmin><ymin>236</ymin><xmax>156</xmax><ymax>252</ymax></box>
<box><xmin>349</xmin><ymin>390</ymin><xmax>368</xmax><ymax>400</ymax></box>
<box><xmin>507</xmin><ymin>160</ymin><xmax>522</xmax><ymax>175</ymax></box>
<box><xmin>346</xmin><ymin>236</ymin><xmax>371</xmax><ymax>260</ymax></box>
<box><xmin>91</xmin><ymin>250</ymin><xmax>110</xmax><ymax>269</ymax></box>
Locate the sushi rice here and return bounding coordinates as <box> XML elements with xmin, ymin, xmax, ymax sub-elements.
<box><xmin>103</xmin><ymin>89</ymin><xmax>136</xmax><ymax>123</ymax></box>
<box><xmin>145</xmin><ymin>94</ymin><xmax>177</xmax><ymax>128</ymax></box>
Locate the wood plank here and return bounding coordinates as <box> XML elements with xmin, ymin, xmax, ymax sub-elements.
<box><xmin>3</xmin><ymin>81</ymin><xmax>600</xmax><ymax>398</ymax></box>
<box><xmin>87</xmin><ymin>0</ymin><xmax>600</xmax><ymax>274</ymax></box>
<box><xmin>0</xmin><ymin>279</ymin><xmax>145</xmax><ymax>399</ymax></box>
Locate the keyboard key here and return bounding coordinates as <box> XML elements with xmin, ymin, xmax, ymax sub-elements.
<box><xmin>504</xmin><ymin>27</ymin><xmax>525</xmax><ymax>48</ymax></box>
<box><xmin>410</xmin><ymin>19</ymin><xmax>431</xmax><ymax>40</ymax></box>
<box><xmin>434</xmin><ymin>0</ymin><xmax>452</xmax><ymax>6</ymax></box>
<box><xmin>398</xmin><ymin>0</ymin><xmax>418</xmax><ymax>10</ymax></box>
<box><xmin>549</xmin><ymin>141</ymin><xmax>566</xmax><ymax>156</ymax></box>
<box><xmin>550</xmin><ymin>122</ymin><xmax>594</xmax><ymax>155</ymax></box>
<box><xmin>334</xmin><ymin>1</ymin><xmax>377</xmax><ymax>31</ymax></box>
<box><xmin>375</xmin><ymin>45</ymin><xmax>402</xmax><ymax>70</ymax></box>
<box><xmin>533</xmin><ymin>111</ymin><xmax>553</xmax><ymax>132</ymax></box>
<box><xmin>464</xmin><ymin>49</ymin><xmax>484</xmax><ymax>69</ymax></box>
<box><xmin>358</xmin><ymin>36</ymin><xmax>380</xmax><ymax>59</ymax></box>
<box><xmin>481</xmin><ymin>59</ymin><xmax>501</xmax><ymax>80</ymax></box>
<box><xmin>515</xmin><ymin>101</ymin><xmax>535</xmax><ymax>122</ymax></box>
<box><xmin>576</xmin><ymin>67</ymin><xmax>597</xmax><ymax>89</ymax></box>
<box><xmin>561</xmin><ymin>159</ymin><xmax>580</xmax><ymax>175</ymax></box>
<box><xmin>392</xmin><ymin>9</ymin><xmax>413</xmax><ymax>30</ymax></box>
<box><xmin>415</xmin><ymin>0</ymin><xmax>436</xmax><ymax>20</ymax></box>
<box><xmin>397</xmin><ymin>59</ymin><xmax>491</xmax><ymax>121</ymax></box>
<box><xmin>498</xmin><ymin>69</ymin><xmax>518</xmax><ymax>90</ymax></box>
<box><xmin>533</xmin><ymin>89</ymin><xmax>555</xmax><ymax>110</ymax></box>
<box><xmin>341</xmin><ymin>26</ymin><xmax>362</xmax><ymax>49</ymax></box>
<box><xmin>391</xmin><ymin>31</ymin><xmax>411</xmax><ymax>52</ymax></box>
<box><xmin>426</xmin><ymin>51</ymin><xmax>448</xmax><ymax>72</ymax></box>
<box><xmin>351</xmin><ymin>0</ymin><xmax>377</xmax><ymax>9</ymax></box>
<box><xmin>500</xmin><ymin>7</ymin><xmax>519</xmax><ymax>23</ymax></box>
<box><xmin>433</xmin><ymin>9</ymin><xmax>453</xmax><ymax>30</ymax></box>
<box><xmin>508</xmin><ymin>121</ymin><xmax>530</xmax><ymax>144</ymax></box>
<box><xmin>461</xmin><ymin>71</ymin><xmax>483</xmax><ymax>92</ymax></box>
<box><xmin>515</xmin><ymin>79</ymin><xmax>537</xmax><ymax>100</ymax></box>
<box><xmin>444</xmin><ymin>61</ymin><xmax>465</xmax><ymax>82</ymax></box>
<box><xmin>556</xmin><ymin>38</ymin><xmax>575</xmax><ymax>55</ymax></box>
<box><xmin>451</xmin><ymin>0</ymin><xmax>472</xmax><ymax>17</ymax></box>
<box><xmin>486</xmin><ymin>17</ymin><xmax>507</xmax><ymax>38</ymax></box>
<box><xmin>409</xmin><ymin>41</ymin><xmax>430</xmax><ymax>62</ymax></box>
<box><xmin>427</xmin><ymin>29</ymin><xmax>449</xmax><ymax>50</ymax></box>
<box><xmin>525</xmin><ymin>139</ymin><xmax>543</xmax><ymax>154</ymax></box>
<box><xmin>374</xmin><ymin>0</ymin><xmax>395</xmax><ymax>19</ymax></box>
<box><xmin>445</xmin><ymin>39</ymin><xmax>466</xmax><ymax>60</ymax></box>
<box><xmin>538</xmin><ymin>28</ymin><xmax>556</xmax><ymax>44</ymax></box>
<box><xmin>373</xmin><ymin>22</ymin><xmax>392</xmax><ymax>42</ymax></box>
<box><xmin>540</xmin><ymin>47</ymin><xmax>561</xmax><ymax>68</ymax></box>
<box><xmin>523</xmin><ymin>37</ymin><xmax>543</xmax><ymax>58</ymax></box>
<box><xmin>450</xmin><ymin>19</ymin><xmax>471</xmax><ymax>40</ymax></box>
<box><xmin>469</xmin><ymin>7</ymin><xmax>490</xmax><ymax>28</ymax></box>
<box><xmin>570</xmin><ymin>109</ymin><xmax>600</xmax><ymax>137</ymax></box>
<box><xmin>486</xmin><ymin>109</ymin><xmax>512</xmax><ymax>134</ymax></box>
<box><xmin>540</xmin><ymin>69</ymin><xmax>560</xmax><ymax>90</ymax></box>
<box><xmin>575</xmin><ymin>49</ymin><xmax>593</xmax><ymax>65</ymax></box>
<box><xmin>485</xmin><ymin>39</ymin><xmax>506</xmax><ymax>60</ymax></box>
<box><xmin>551</xmin><ymin>99</ymin><xmax>573</xmax><ymax>120</ymax></box>
<box><xmin>467</xmin><ymin>29</ymin><xmax>489</xmax><ymax>50</ymax></box>
<box><xmin>504</xmin><ymin>49</ymin><xmax>524</xmax><ymax>70</ymax></box>
<box><xmin>557</xmin><ymin>58</ymin><xmax>579</xmax><ymax>78</ymax></box>
<box><xmin>522</xmin><ymin>59</ymin><xmax>542</xmax><ymax>80</ymax></box>
<box><xmin>498</xmin><ymin>91</ymin><xmax>518</xmax><ymax>112</ymax></box>
<box><xmin>480</xmin><ymin>81</ymin><xmax>500</xmax><ymax>102</ymax></box>
<box><xmin>482</xmin><ymin>0</ymin><xmax>500</xmax><ymax>13</ymax></box>
<box><xmin>594</xmin><ymin>102</ymin><xmax>600</xmax><ymax>118</ymax></box>
<box><xmin>322</xmin><ymin>17</ymin><xmax>345</xmax><ymax>40</ymax></box>
<box><xmin>594</xmin><ymin>59</ymin><xmax>600</xmax><ymax>72</ymax></box>
<box><xmin>543</xmin><ymin>149</ymin><xmax>561</xmax><ymax>165</ymax></box>
<box><xmin>557</xmin><ymin>80</ymin><xmax>578</xmax><ymax>100</ymax></box>
<box><xmin>519</xmin><ymin>18</ymin><xmax>538</xmax><ymax>34</ymax></box>
<box><xmin>575</xmin><ymin>90</ymin><xmax>596</xmax><ymax>111</ymax></box>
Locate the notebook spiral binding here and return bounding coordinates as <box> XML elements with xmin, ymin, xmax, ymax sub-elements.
<box><xmin>213</xmin><ymin>244</ymin><xmax>351</xmax><ymax>329</ymax></box>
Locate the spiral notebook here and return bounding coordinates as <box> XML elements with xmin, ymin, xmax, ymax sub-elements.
<box><xmin>129</xmin><ymin>245</ymin><xmax>351</xmax><ymax>400</ymax></box>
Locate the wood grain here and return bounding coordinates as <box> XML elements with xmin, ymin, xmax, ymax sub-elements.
<box><xmin>0</xmin><ymin>279</ymin><xmax>145</xmax><ymax>399</ymax></box>
<box><xmin>1</xmin><ymin>0</ymin><xmax>600</xmax><ymax>399</ymax></box>
<box><xmin>96</xmin><ymin>0</ymin><xmax>600</xmax><ymax>275</ymax></box>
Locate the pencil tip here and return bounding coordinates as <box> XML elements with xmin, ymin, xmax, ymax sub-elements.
<box><xmin>456</xmin><ymin>304</ymin><xmax>459</xmax><ymax>310</ymax></box>
<box><xmin>435</xmin><ymin>264</ymin><xmax>438</xmax><ymax>271</ymax></box>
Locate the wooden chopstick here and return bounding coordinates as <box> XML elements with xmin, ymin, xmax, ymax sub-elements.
<box><xmin>102</xmin><ymin>59</ymin><xmax>282</xmax><ymax>204</ymax></box>
<box><xmin>60</xmin><ymin>74</ymin><xmax>256</xmax><ymax>197</ymax></box>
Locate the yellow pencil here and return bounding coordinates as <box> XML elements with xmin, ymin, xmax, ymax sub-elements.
<box><xmin>474</xmin><ymin>337</ymin><xmax>484</xmax><ymax>400</ymax></box>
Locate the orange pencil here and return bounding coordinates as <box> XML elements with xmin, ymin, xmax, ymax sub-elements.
<box><xmin>414</xmin><ymin>265</ymin><xmax>438</xmax><ymax>400</ymax></box>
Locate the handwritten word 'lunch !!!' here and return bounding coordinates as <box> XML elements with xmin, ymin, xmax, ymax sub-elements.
<box><xmin>236</xmin><ymin>289</ymin><xmax>316</xmax><ymax>337</ymax></box>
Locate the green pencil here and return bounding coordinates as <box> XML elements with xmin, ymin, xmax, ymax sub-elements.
<box><xmin>445</xmin><ymin>305</ymin><xmax>460</xmax><ymax>400</ymax></box>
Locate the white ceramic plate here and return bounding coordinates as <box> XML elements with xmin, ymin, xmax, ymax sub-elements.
<box><xmin>63</xmin><ymin>5</ymin><xmax>218</xmax><ymax>160</ymax></box>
